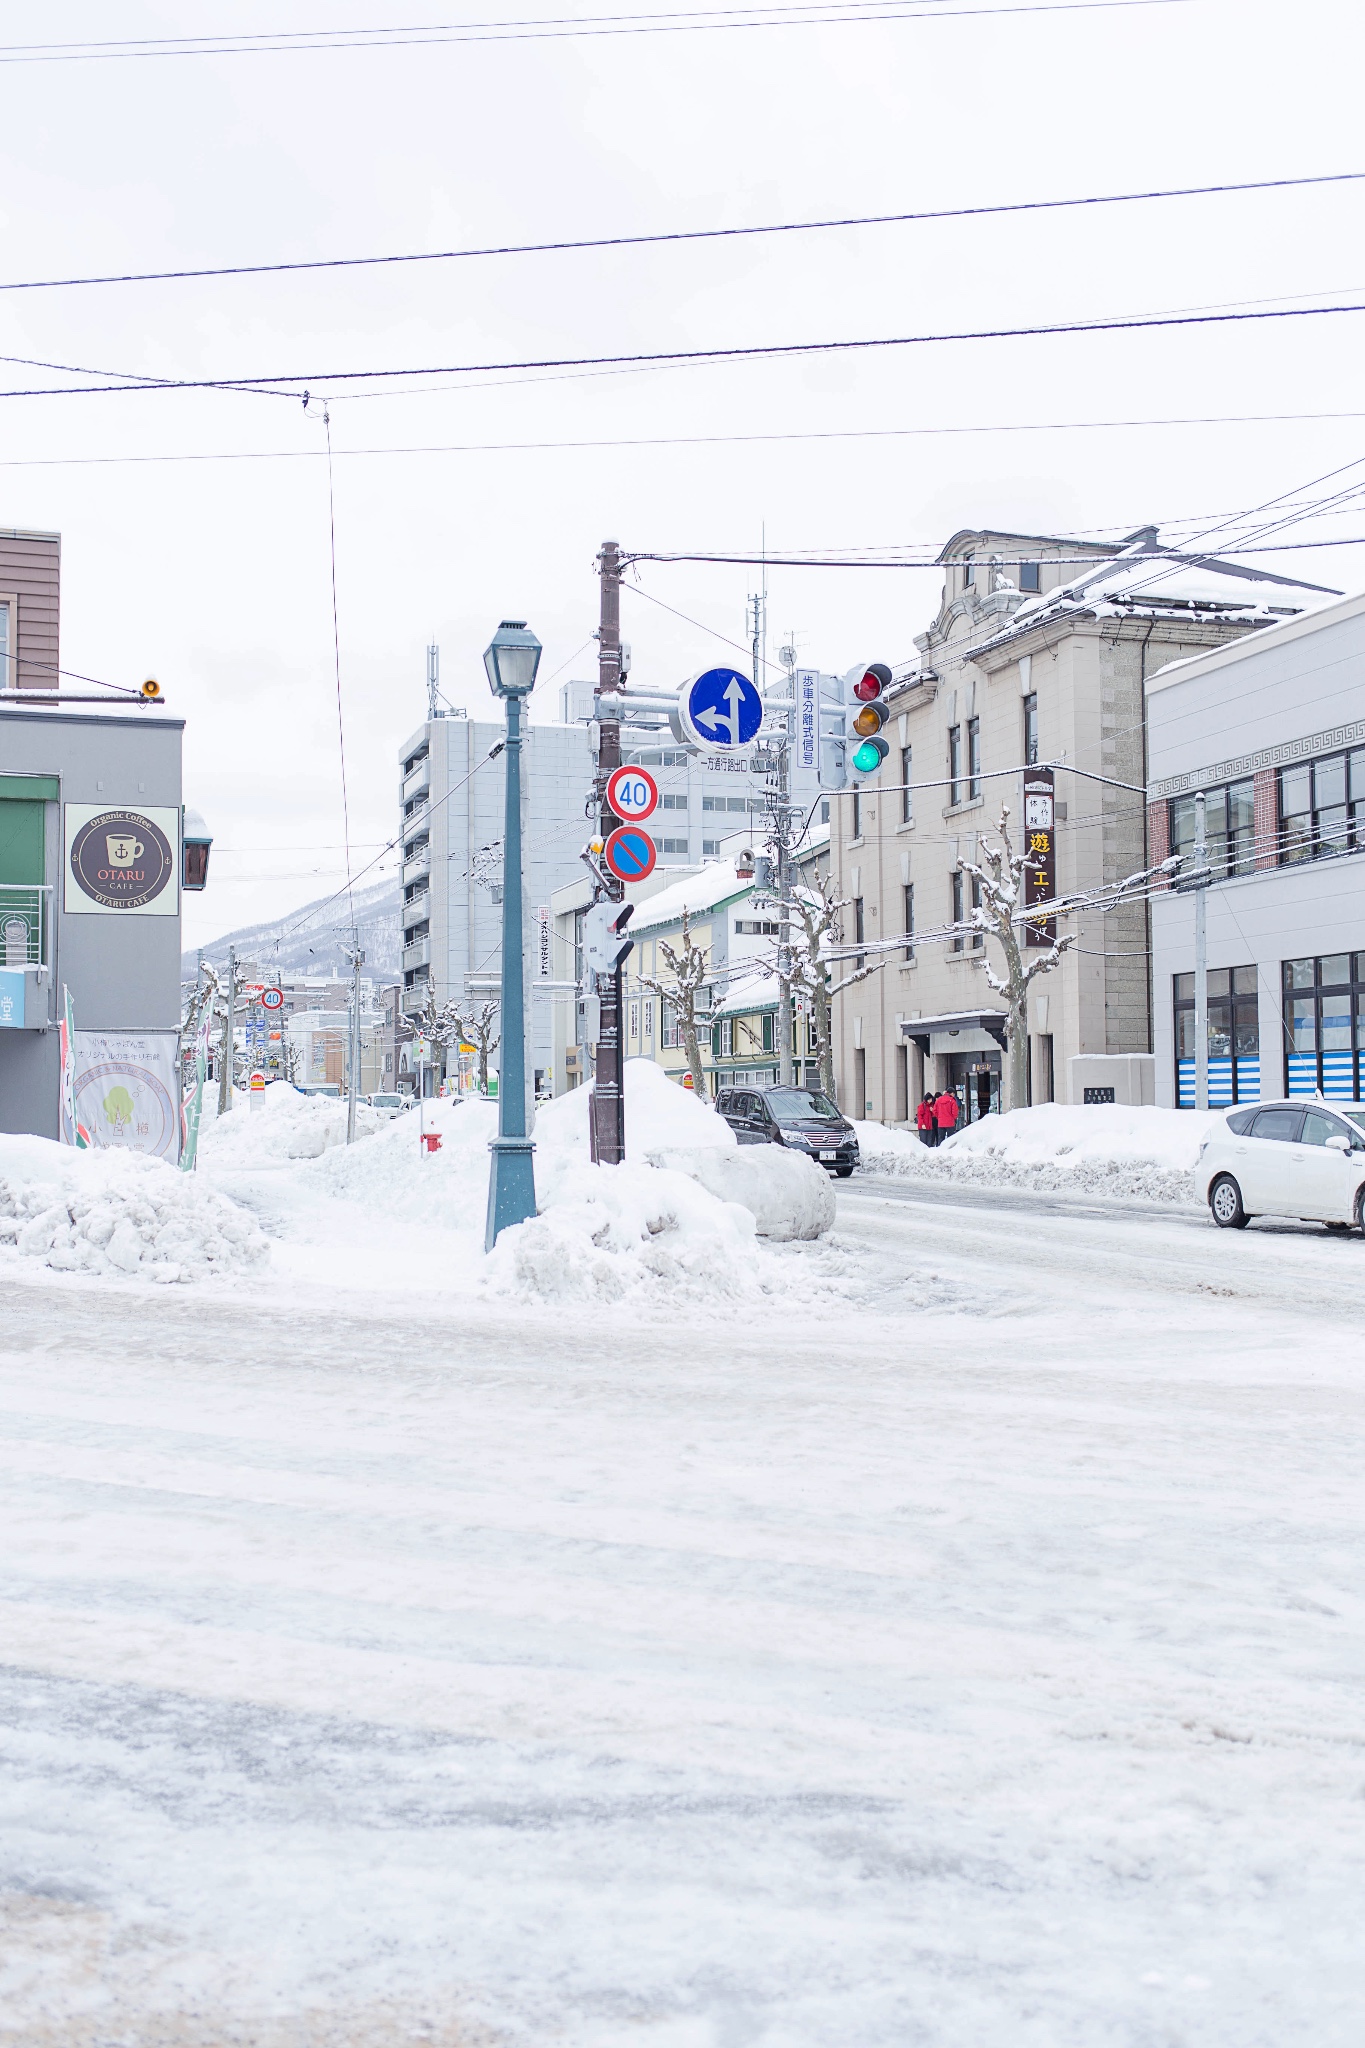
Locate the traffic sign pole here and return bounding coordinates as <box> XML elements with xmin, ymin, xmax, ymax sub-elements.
<box><xmin>589</xmin><ymin>539</ymin><xmax>627</xmax><ymax>1167</ymax></box>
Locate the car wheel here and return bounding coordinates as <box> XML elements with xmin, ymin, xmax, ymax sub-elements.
<box><xmin>1325</xmin><ymin>1221</ymin><xmax>1352</xmax><ymax>1233</ymax></box>
<box><xmin>1209</xmin><ymin>1174</ymin><xmax>1249</xmax><ymax>1229</ymax></box>
<box><xmin>835</xmin><ymin>1165</ymin><xmax>855</xmax><ymax>1179</ymax></box>
<box><xmin>1354</xmin><ymin>1186</ymin><xmax>1365</xmax><ymax>1235</ymax></box>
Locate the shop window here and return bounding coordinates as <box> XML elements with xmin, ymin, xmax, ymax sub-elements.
<box><xmin>1283</xmin><ymin>954</ymin><xmax>1365</xmax><ymax>1099</ymax></box>
<box><xmin>1169</xmin><ymin>779</ymin><xmax>1255</xmax><ymax>880</ymax></box>
<box><xmin>1278</xmin><ymin>748</ymin><xmax>1365</xmax><ymax>864</ymax></box>
<box><xmin>1174</xmin><ymin>965</ymin><xmax>1260</xmax><ymax>1106</ymax></box>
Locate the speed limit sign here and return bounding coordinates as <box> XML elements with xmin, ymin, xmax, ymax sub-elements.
<box><xmin>606</xmin><ymin>764</ymin><xmax>659</xmax><ymax>823</ymax></box>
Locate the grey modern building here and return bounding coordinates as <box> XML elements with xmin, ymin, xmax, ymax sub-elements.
<box><xmin>1147</xmin><ymin>588</ymin><xmax>1365</xmax><ymax>1108</ymax></box>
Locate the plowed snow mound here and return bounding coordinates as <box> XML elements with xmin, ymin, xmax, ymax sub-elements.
<box><xmin>199</xmin><ymin>1082</ymin><xmax>384</xmax><ymax>1163</ymax></box>
<box><xmin>855</xmin><ymin>1104</ymin><xmax>1221</xmax><ymax>1204</ymax></box>
<box><xmin>0</xmin><ymin>1137</ymin><xmax>269</xmax><ymax>1283</ymax></box>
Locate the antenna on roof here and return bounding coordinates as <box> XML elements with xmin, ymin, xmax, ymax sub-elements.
<box><xmin>426</xmin><ymin>642</ymin><xmax>440</xmax><ymax>721</ymax></box>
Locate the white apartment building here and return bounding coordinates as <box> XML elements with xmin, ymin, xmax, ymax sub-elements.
<box><xmin>830</xmin><ymin>527</ymin><xmax>1331</xmax><ymax>1126</ymax></box>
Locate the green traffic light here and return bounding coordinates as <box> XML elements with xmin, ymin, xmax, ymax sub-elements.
<box><xmin>852</xmin><ymin>736</ymin><xmax>887</xmax><ymax>774</ymax></box>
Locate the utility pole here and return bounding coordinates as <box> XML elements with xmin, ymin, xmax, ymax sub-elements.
<box><xmin>426</xmin><ymin>642</ymin><xmax>440</xmax><ymax>722</ymax></box>
<box><xmin>773</xmin><ymin>644</ymin><xmax>796</xmax><ymax>1090</ymax></box>
<box><xmin>589</xmin><ymin>538</ymin><xmax>626</xmax><ymax>1164</ymax></box>
<box><xmin>345</xmin><ymin>935</ymin><xmax>365</xmax><ymax>1143</ymax></box>
<box><xmin>218</xmin><ymin>945</ymin><xmax>235</xmax><ymax>1114</ymax></box>
<box><xmin>1193</xmin><ymin>789</ymin><xmax>1209</xmax><ymax>1113</ymax></box>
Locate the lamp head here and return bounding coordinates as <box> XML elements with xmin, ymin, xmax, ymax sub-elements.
<box><xmin>483</xmin><ymin>619</ymin><xmax>542</xmax><ymax>698</ymax></box>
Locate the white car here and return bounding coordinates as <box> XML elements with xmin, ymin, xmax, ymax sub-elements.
<box><xmin>1198</xmin><ymin>1100</ymin><xmax>1365</xmax><ymax>1231</ymax></box>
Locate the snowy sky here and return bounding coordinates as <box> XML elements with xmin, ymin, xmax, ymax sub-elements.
<box><xmin>2</xmin><ymin>0</ymin><xmax>1363</xmax><ymax>950</ymax></box>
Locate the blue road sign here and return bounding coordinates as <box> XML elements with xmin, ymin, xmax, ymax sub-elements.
<box><xmin>603</xmin><ymin>825</ymin><xmax>658</xmax><ymax>882</ymax></box>
<box><xmin>681</xmin><ymin>666</ymin><xmax>763</xmax><ymax>749</ymax></box>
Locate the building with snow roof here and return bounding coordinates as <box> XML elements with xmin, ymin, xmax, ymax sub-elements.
<box><xmin>1147</xmin><ymin>587</ymin><xmax>1365</xmax><ymax>1110</ymax></box>
<box><xmin>829</xmin><ymin>525</ymin><xmax>1333</xmax><ymax>1126</ymax></box>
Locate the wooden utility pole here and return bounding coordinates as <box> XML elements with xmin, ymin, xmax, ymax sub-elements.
<box><xmin>589</xmin><ymin>539</ymin><xmax>627</xmax><ymax>1164</ymax></box>
<box><xmin>218</xmin><ymin>945</ymin><xmax>236</xmax><ymax>1115</ymax></box>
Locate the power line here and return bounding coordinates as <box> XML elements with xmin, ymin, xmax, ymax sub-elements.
<box><xmin>0</xmin><ymin>0</ymin><xmax>1195</xmax><ymax>66</ymax></box>
<box><xmin>2</xmin><ymin>170</ymin><xmax>1352</xmax><ymax>294</ymax></box>
<box><xmin>7</xmin><ymin>295</ymin><xmax>1365</xmax><ymax>401</ymax></box>
<box><xmin>3</xmin><ymin>404</ymin><xmax>1365</xmax><ymax>473</ymax></box>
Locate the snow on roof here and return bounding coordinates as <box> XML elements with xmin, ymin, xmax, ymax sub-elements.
<box><xmin>713</xmin><ymin>966</ymin><xmax>777</xmax><ymax>1017</ymax></box>
<box><xmin>965</xmin><ymin>535</ymin><xmax>1337</xmax><ymax>664</ymax></box>
<box><xmin>629</xmin><ymin>858</ymin><xmax>753</xmax><ymax>936</ymax></box>
<box><xmin>1145</xmin><ymin>584</ymin><xmax>1365</xmax><ymax>695</ymax></box>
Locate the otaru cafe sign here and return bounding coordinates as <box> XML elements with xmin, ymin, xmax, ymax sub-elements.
<box><xmin>64</xmin><ymin>805</ymin><xmax>180</xmax><ymax>916</ymax></box>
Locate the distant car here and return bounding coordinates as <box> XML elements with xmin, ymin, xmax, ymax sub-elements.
<box><xmin>1198</xmin><ymin>1100</ymin><xmax>1365</xmax><ymax>1231</ymax></box>
<box><xmin>366</xmin><ymin>1092</ymin><xmax>408</xmax><ymax>1119</ymax></box>
<box><xmin>715</xmin><ymin>1084</ymin><xmax>860</xmax><ymax>1178</ymax></box>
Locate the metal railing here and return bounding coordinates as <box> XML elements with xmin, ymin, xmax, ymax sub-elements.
<box><xmin>0</xmin><ymin>885</ymin><xmax>49</xmax><ymax>968</ymax></box>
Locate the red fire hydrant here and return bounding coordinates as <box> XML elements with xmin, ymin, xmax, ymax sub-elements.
<box><xmin>421</xmin><ymin>1132</ymin><xmax>443</xmax><ymax>1155</ymax></box>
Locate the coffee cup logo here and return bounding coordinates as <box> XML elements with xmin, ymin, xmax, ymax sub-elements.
<box><xmin>70</xmin><ymin>809</ymin><xmax>174</xmax><ymax>911</ymax></box>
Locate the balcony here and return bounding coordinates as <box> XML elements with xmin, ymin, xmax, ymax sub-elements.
<box><xmin>402</xmin><ymin>934</ymin><xmax>431</xmax><ymax>972</ymax></box>
<box><xmin>400</xmin><ymin>983</ymin><xmax>429</xmax><ymax>1018</ymax></box>
<box><xmin>402</xmin><ymin>798</ymin><xmax>430</xmax><ymax>840</ymax></box>
<box><xmin>0</xmin><ymin>886</ymin><xmax>49</xmax><ymax>968</ymax></box>
<box><xmin>402</xmin><ymin>887</ymin><xmax>430</xmax><ymax>930</ymax></box>
<box><xmin>402</xmin><ymin>846</ymin><xmax>431</xmax><ymax>889</ymax></box>
<box><xmin>402</xmin><ymin>756</ymin><xmax>432</xmax><ymax>805</ymax></box>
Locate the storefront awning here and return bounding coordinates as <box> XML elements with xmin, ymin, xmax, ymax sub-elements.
<box><xmin>899</xmin><ymin>1010</ymin><xmax>1009</xmax><ymax>1054</ymax></box>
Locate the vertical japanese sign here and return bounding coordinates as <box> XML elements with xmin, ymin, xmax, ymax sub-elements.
<box><xmin>58</xmin><ymin>986</ymin><xmax>91</xmax><ymax>1147</ymax></box>
<box><xmin>1022</xmin><ymin>769</ymin><xmax>1057</xmax><ymax>947</ymax></box>
<box><xmin>180</xmin><ymin>1005</ymin><xmax>213</xmax><ymax>1171</ymax></box>
<box><xmin>537</xmin><ymin>905</ymin><xmax>551</xmax><ymax>979</ymax></box>
<box><xmin>796</xmin><ymin>669</ymin><xmax>819</xmax><ymax>772</ymax></box>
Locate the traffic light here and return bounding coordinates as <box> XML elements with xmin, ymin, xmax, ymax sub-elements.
<box><xmin>844</xmin><ymin>662</ymin><xmax>892</xmax><ymax>774</ymax></box>
<box><xmin>582</xmin><ymin>899</ymin><xmax>635</xmax><ymax>980</ymax></box>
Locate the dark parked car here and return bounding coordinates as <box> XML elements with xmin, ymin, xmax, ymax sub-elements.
<box><xmin>715</xmin><ymin>1085</ymin><xmax>860</xmax><ymax>1178</ymax></box>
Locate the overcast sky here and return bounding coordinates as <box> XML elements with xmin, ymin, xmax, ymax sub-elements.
<box><xmin>2</xmin><ymin>0</ymin><xmax>1362</xmax><ymax>951</ymax></box>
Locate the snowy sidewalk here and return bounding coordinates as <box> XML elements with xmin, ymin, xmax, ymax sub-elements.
<box><xmin>2</xmin><ymin>1190</ymin><xmax>1363</xmax><ymax>2046</ymax></box>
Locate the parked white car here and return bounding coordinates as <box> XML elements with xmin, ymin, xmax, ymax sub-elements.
<box><xmin>1198</xmin><ymin>1100</ymin><xmax>1365</xmax><ymax>1230</ymax></box>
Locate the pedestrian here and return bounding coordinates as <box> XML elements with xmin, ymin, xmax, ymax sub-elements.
<box><xmin>916</xmin><ymin>1091</ymin><xmax>937</xmax><ymax>1147</ymax></box>
<box><xmin>935</xmin><ymin>1088</ymin><xmax>961</xmax><ymax>1144</ymax></box>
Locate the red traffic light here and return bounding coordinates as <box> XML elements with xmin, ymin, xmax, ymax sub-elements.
<box><xmin>846</xmin><ymin>661</ymin><xmax>892</xmax><ymax>703</ymax></box>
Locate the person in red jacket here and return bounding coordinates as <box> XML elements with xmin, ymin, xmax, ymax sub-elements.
<box><xmin>934</xmin><ymin>1089</ymin><xmax>961</xmax><ymax>1142</ymax></box>
<box><xmin>915</xmin><ymin>1091</ymin><xmax>937</xmax><ymax>1146</ymax></box>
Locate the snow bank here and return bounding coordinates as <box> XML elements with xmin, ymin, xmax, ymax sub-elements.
<box><xmin>855</xmin><ymin>1104</ymin><xmax>1224</xmax><ymax>1204</ymax></box>
<box><xmin>199</xmin><ymin>1080</ymin><xmax>384</xmax><ymax>1164</ymax></box>
<box><xmin>0</xmin><ymin>1135</ymin><xmax>269</xmax><ymax>1283</ymax></box>
<box><xmin>649</xmin><ymin>1142</ymin><xmax>835</xmax><ymax>1240</ymax></box>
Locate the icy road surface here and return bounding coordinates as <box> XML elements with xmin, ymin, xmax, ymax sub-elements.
<box><xmin>2</xmin><ymin>1185</ymin><xmax>1364</xmax><ymax>2046</ymax></box>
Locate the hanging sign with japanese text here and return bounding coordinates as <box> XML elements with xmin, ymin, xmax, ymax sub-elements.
<box><xmin>796</xmin><ymin>669</ymin><xmax>819</xmax><ymax>772</ymax></box>
<box><xmin>1022</xmin><ymin>769</ymin><xmax>1057</xmax><ymax>947</ymax></box>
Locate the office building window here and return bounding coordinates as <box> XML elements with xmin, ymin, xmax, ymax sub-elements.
<box><xmin>951</xmin><ymin>869</ymin><xmax>965</xmax><ymax>952</ymax></box>
<box><xmin>853</xmin><ymin>896</ymin><xmax>865</xmax><ymax>969</ymax></box>
<box><xmin>820</xmin><ymin>799</ymin><xmax>830</xmax><ymax>824</ymax></box>
<box><xmin>0</xmin><ymin>601</ymin><xmax>10</xmax><ymax>690</ymax></box>
<box><xmin>658</xmin><ymin>837</ymin><xmax>689</xmax><ymax>854</ymax></box>
<box><xmin>948</xmin><ymin>725</ymin><xmax>962</xmax><ymax>805</ymax></box>
<box><xmin>903</xmin><ymin>883</ymin><xmax>914</xmax><ymax>962</ymax></box>
<box><xmin>660</xmin><ymin>792</ymin><xmax>688</xmax><ymax>811</ymax></box>
<box><xmin>1278</xmin><ymin>748</ymin><xmax>1365</xmax><ymax>865</ymax></box>
<box><xmin>963</xmin><ymin>556</ymin><xmax>975</xmax><ymax>587</ymax></box>
<box><xmin>1169</xmin><ymin>779</ymin><xmax>1256</xmax><ymax>881</ymax></box>
<box><xmin>702</xmin><ymin>838</ymin><xmax>721</xmax><ymax>856</ymax></box>
<box><xmin>850</xmin><ymin>786</ymin><xmax>861</xmax><ymax>839</ymax></box>
<box><xmin>970</xmin><ymin>872</ymin><xmax>983</xmax><ymax>948</ymax></box>
<box><xmin>967</xmin><ymin>716</ymin><xmax>981</xmax><ymax>800</ymax></box>
<box><xmin>702</xmin><ymin>794</ymin><xmax>750</xmax><ymax>814</ymax></box>
<box><xmin>1023</xmin><ymin>692</ymin><xmax>1039</xmax><ymax>766</ymax></box>
<box><xmin>1018</xmin><ymin>561</ymin><xmax>1041</xmax><ymax>593</ymax></box>
<box><xmin>900</xmin><ymin>745</ymin><xmax>913</xmax><ymax>824</ymax></box>
<box><xmin>1284</xmin><ymin>954</ymin><xmax>1365</xmax><ymax>1100</ymax></box>
<box><xmin>1174</xmin><ymin>965</ymin><xmax>1260</xmax><ymax>1106</ymax></box>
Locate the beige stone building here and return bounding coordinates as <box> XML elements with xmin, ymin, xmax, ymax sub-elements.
<box><xmin>830</xmin><ymin>527</ymin><xmax>1331</xmax><ymax>1126</ymax></box>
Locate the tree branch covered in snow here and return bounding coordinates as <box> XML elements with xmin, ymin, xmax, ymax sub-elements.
<box><xmin>784</xmin><ymin>870</ymin><xmax>881</xmax><ymax>1102</ymax></box>
<box><xmin>960</xmin><ymin>808</ymin><xmax>1074</xmax><ymax>1111</ymax></box>
<box><xmin>640</xmin><ymin>909</ymin><xmax>711</xmax><ymax>1099</ymax></box>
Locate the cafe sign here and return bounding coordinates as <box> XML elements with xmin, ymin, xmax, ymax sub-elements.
<box><xmin>64</xmin><ymin>804</ymin><xmax>180</xmax><ymax>916</ymax></box>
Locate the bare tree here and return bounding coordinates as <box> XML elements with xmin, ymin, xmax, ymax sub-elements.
<box><xmin>440</xmin><ymin>997</ymin><xmax>501</xmax><ymax>1096</ymax></box>
<box><xmin>640</xmin><ymin>908</ymin><xmax>712</xmax><ymax>1098</ymax></box>
<box><xmin>786</xmin><ymin>869</ymin><xmax>881</xmax><ymax>1103</ymax></box>
<box><xmin>960</xmin><ymin>808</ymin><xmax>1073</xmax><ymax>1112</ymax></box>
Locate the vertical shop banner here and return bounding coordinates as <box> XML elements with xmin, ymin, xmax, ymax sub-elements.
<box><xmin>58</xmin><ymin>986</ymin><xmax>91</xmax><ymax>1148</ymax></box>
<box><xmin>1022</xmin><ymin>769</ymin><xmax>1057</xmax><ymax>947</ymax></box>
<box><xmin>179</xmin><ymin>1008</ymin><xmax>213</xmax><ymax>1171</ymax></box>
<box><xmin>73</xmin><ymin>1031</ymin><xmax>181</xmax><ymax>1159</ymax></box>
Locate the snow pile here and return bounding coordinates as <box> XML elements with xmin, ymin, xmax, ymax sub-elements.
<box><xmin>855</xmin><ymin>1104</ymin><xmax>1224</xmax><ymax>1204</ymax></box>
<box><xmin>0</xmin><ymin>1135</ymin><xmax>269</xmax><ymax>1283</ymax></box>
<box><xmin>199</xmin><ymin>1081</ymin><xmax>384</xmax><ymax>1164</ymax></box>
<box><xmin>649</xmin><ymin>1142</ymin><xmax>835</xmax><ymax>1240</ymax></box>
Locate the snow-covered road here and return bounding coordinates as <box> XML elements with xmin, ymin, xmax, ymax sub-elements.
<box><xmin>2</xmin><ymin>1185</ymin><xmax>1363</xmax><ymax>2046</ymax></box>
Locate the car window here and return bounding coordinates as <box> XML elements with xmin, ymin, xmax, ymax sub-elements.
<box><xmin>1250</xmin><ymin>1107</ymin><xmax>1305</xmax><ymax>1144</ymax></box>
<box><xmin>716</xmin><ymin>1092</ymin><xmax>734</xmax><ymax>1114</ymax></box>
<box><xmin>731</xmin><ymin>1093</ymin><xmax>752</xmax><ymax>1119</ymax></box>
<box><xmin>1302</xmin><ymin>1109</ymin><xmax>1349</xmax><ymax>1147</ymax></box>
<box><xmin>1225</xmin><ymin>1107</ymin><xmax>1259</xmax><ymax>1136</ymax></box>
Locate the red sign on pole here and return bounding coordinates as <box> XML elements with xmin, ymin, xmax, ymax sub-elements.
<box><xmin>605</xmin><ymin>764</ymin><xmax>659</xmax><ymax>823</ymax></box>
<box><xmin>603</xmin><ymin>825</ymin><xmax>657</xmax><ymax>882</ymax></box>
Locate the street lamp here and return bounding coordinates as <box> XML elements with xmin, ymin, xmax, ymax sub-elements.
<box><xmin>483</xmin><ymin>619</ymin><xmax>543</xmax><ymax>1250</ymax></box>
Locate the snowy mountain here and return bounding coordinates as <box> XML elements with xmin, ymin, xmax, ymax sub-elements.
<box><xmin>182</xmin><ymin>877</ymin><xmax>402</xmax><ymax>983</ymax></box>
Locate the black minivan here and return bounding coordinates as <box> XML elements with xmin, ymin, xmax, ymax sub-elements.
<box><xmin>715</xmin><ymin>1085</ymin><xmax>860</xmax><ymax>1177</ymax></box>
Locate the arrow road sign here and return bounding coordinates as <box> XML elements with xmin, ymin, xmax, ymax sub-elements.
<box><xmin>606</xmin><ymin>763</ymin><xmax>659</xmax><ymax>822</ymax></box>
<box><xmin>603</xmin><ymin>825</ymin><xmax>657</xmax><ymax>882</ymax></box>
<box><xmin>679</xmin><ymin>666</ymin><xmax>763</xmax><ymax>750</ymax></box>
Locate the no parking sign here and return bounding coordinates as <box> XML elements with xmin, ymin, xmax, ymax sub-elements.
<box><xmin>603</xmin><ymin>825</ymin><xmax>657</xmax><ymax>883</ymax></box>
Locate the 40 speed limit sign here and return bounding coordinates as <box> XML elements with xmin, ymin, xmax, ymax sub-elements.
<box><xmin>605</xmin><ymin>764</ymin><xmax>658</xmax><ymax>823</ymax></box>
